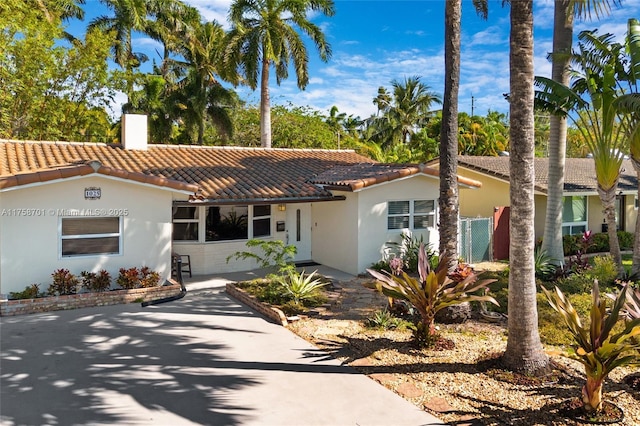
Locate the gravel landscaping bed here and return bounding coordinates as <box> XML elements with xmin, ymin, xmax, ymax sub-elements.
<box><xmin>286</xmin><ymin>277</ymin><xmax>640</xmax><ymax>426</ymax></box>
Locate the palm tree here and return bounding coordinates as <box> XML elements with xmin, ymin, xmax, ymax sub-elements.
<box><xmin>438</xmin><ymin>0</ymin><xmax>488</xmax><ymax>265</ymax></box>
<box><xmin>439</xmin><ymin>0</ymin><xmax>463</xmax><ymax>265</ymax></box>
<box><xmin>226</xmin><ymin>0</ymin><xmax>335</xmax><ymax>148</ymax></box>
<box><xmin>502</xmin><ymin>0</ymin><xmax>551</xmax><ymax>376</ymax></box>
<box><xmin>89</xmin><ymin>0</ymin><xmax>149</xmax><ymax>102</ymax></box>
<box><xmin>611</xmin><ymin>18</ymin><xmax>640</xmax><ymax>275</ymax></box>
<box><xmin>369</xmin><ymin>76</ymin><xmax>441</xmax><ymax>149</ymax></box>
<box><xmin>373</xmin><ymin>87</ymin><xmax>391</xmax><ymax>116</ymax></box>
<box><xmin>171</xmin><ymin>21</ymin><xmax>237</xmax><ymax>145</ymax></box>
<box><xmin>536</xmin><ymin>29</ymin><xmax>628</xmax><ymax>274</ymax></box>
<box><xmin>542</xmin><ymin>0</ymin><xmax>621</xmax><ymax>266</ymax></box>
<box><xmin>145</xmin><ymin>0</ymin><xmax>200</xmax><ymax>79</ymax></box>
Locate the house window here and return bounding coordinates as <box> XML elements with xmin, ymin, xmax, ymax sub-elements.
<box><xmin>61</xmin><ymin>217</ymin><xmax>121</xmax><ymax>257</ymax></box>
<box><xmin>252</xmin><ymin>205</ymin><xmax>271</xmax><ymax>237</ymax></box>
<box><xmin>562</xmin><ymin>196</ymin><xmax>587</xmax><ymax>235</ymax></box>
<box><xmin>388</xmin><ymin>200</ymin><xmax>435</xmax><ymax>230</ymax></box>
<box><xmin>205</xmin><ymin>206</ymin><xmax>248</xmax><ymax>241</ymax></box>
<box><xmin>172</xmin><ymin>206</ymin><xmax>199</xmax><ymax>241</ymax></box>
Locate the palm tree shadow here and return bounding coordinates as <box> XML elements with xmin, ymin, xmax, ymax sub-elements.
<box><xmin>301</xmin><ymin>334</ymin><xmax>481</xmax><ymax>375</ymax></box>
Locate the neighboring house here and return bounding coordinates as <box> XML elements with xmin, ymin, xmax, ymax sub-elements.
<box><xmin>0</xmin><ymin>115</ymin><xmax>480</xmax><ymax>296</ymax></box>
<box><xmin>428</xmin><ymin>156</ymin><xmax>638</xmax><ymax>258</ymax></box>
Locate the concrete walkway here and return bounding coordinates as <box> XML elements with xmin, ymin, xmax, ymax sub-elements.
<box><xmin>1</xmin><ymin>269</ymin><xmax>443</xmax><ymax>426</ymax></box>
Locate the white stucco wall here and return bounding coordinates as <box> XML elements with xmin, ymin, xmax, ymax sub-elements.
<box><xmin>171</xmin><ymin>205</ymin><xmax>291</xmax><ymax>275</ymax></box>
<box><xmin>356</xmin><ymin>175</ymin><xmax>440</xmax><ymax>273</ymax></box>
<box><xmin>311</xmin><ymin>197</ymin><xmax>359</xmax><ymax>274</ymax></box>
<box><xmin>311</xmin><ymin>175</ymin><xmax>441</xmax><ymax>275</ymax></box>
<box><xmin>0</xmin><ymin>175</ymin><xmax>185</xmax><ymax>296</ymax></box>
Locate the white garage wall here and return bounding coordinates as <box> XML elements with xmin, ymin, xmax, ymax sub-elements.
<box><xmin>0</xmin><ymin>175</ymin><xmax>183</xmax><ymax>296</ymax></box>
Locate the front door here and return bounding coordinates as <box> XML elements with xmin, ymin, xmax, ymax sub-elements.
<box><xmin>285</xmin><ymin>204</ymin><xmax>312</xmax><ymax>261</ymax></box>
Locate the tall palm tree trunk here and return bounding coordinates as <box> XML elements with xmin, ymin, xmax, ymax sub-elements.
<box><xmin>260</xmin><ymin>56</ymin><xmax>272</xmax><ymax>148</ymax></box>
<box><xmin>542</xmin><ymin>0</ymin><xmax>573</xmax><ymax>266</ymax></box>
<box><xmin>599</xmin><ymin>184</ymin><xmax>624</xmax><ymax>272</ymax></box>
<box><xmin>502</xmin><ymin>0</ymin><xmax>550</xmax><ymax>375</ymax></box>
<box><xmin>438</xmin><ymin>0</ymin><xmax>461</xmax><ymax>266</ymax></box>
<box><xmin>633</xmin><ymin>159</ymin><xmax>640</xmax><ymax>276</ymax></box>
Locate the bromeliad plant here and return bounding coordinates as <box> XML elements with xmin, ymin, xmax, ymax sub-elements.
<box><xmin>365</xmin><ymin>244</ymin><xmax>498</xmax><ymax>347</ymax></box>
<box><xmin>543</xmin><ymin>281</ymin><xmax>640</xmax><ymax>413</ymax></box>
<box><xmin>278</xmin><ymin>270</ymin><xmax>327</xmax><ymax>305</ymax></box>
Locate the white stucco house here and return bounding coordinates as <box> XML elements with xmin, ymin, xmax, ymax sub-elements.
<box><xmin>0</xmin><ymin>115</ymin><xmax>480</xmax><ymax>296</ymax></box>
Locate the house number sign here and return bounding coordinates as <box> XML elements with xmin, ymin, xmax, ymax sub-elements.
<box><xmin>84</xmin><ymin>187</ymin><xmax>101</xmax><ymax>200</ymax></box>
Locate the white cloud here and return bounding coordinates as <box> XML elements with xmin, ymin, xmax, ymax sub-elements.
<box><xmin>184</xmin><ymin>0</ymin><xmax>232</xmax><ymax>27</ymax></box>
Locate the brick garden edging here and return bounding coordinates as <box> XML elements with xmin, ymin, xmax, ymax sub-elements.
<box><xmin>0</xmin><ymin>281</ymin><xmax>182</xmax><ymax>316</ymax></box>
<box><xmin>225</xmin><ymin>283</ymin><xmax>289</xmax><ymax>326</ymax></box>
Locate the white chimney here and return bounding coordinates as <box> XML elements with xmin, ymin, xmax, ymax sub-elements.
<box><xmin>121</xmin><ymin>114</ymin><xmax>148</xmax><ymax>150</ymax></box>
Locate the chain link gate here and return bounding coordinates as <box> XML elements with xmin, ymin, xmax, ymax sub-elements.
<box><xmin>459</xmin><ymin>217</ymin><xmax>493</xmax><ymax>263</ymax></box>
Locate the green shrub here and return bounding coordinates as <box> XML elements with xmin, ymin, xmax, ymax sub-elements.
<box><xmin>280</xmin><ymin>300</ymin><xmax>305</xmax><ymax>316</ymax></box>
<box><xmin>369</xmin><ymin>259</ymin><xmax>392</xmax><ymax>274</ymax></box>
<box><xmin>534</xmin><ymin>247</ymin><xmax>557</xmax><ymax>281</ymax></box>
<box><xmin>555</xmin><ymin>273</ymin><xmax>594</xmax><ymax>295</ymax></box>
<box><xmin>9</xmin><ymin>284</ymin><xmax>42</xmax><ymax>300</ymax></box>
<box><xmin>589</xmin><ymin>233</ymin><xmax>609</xmax><ymax>253</ymax></box>
<box><xmin>237</xmin><ymin>279</ymin><xmax>289</xmax><ymax>305</ymax></box>
<box><xmin>590</xmin><ymin>255</ymin><xmax>618</xmax><ymax>287</ymax></box>
<box><xmin>563</xmin><ymin>234</ymin><xmax>580</xmax><ymax>256</ymax></box>
<box><xmin>537</xmin><ymin>292</ymin><xmax>592</xmax><ymax>346</ymax></box>
<box><xmin>80</xmin><ymin>270</ymin><xmax>112</xmax><ymax>292</ymax></box>
<box><xmin>617</xmin><ymin>231</ymin><xmax>633</xmax><ymax>250</ymax></box>
<box><xmin>366</xmin><ymin>308</ymin><xmax>403</xmax><ymax>330</ymax></box>
<box><xmin>226</xmin><ymin>239</ymin><xmax>297</xmax><ymax>277</ymax></box>
<box><xmin>48</xmin><ymin>269</ymin><xmax>79</xmax><ymax>296</ymax></box>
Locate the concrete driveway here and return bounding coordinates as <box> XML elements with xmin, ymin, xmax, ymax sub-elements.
<box><xmin>1</xmin><ymin>284</ymin><xmax>443</xmax><ymax>425</ymax></box>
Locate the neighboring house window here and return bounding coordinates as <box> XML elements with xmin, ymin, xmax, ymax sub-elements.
<box><xmin>205</xmin><ymin>206</ymin><xmax>248</xmax><ymax>241</ymax></box>
<box><xmin>61</xmin><ymin>217</ymin><xmax>121</xmax><ymax>257</ymax></box>
<box><xmin>387</xmin><ymin>200</ymin><xmax>436</xmax><ymax>230</ymax></box>
<box><xmin>173</xmin><ymin>206</ymin><xmax>199</xmax><ymax>241</ymax></box>
<box><xmin>562</xmin><ymin>196</ymin><xmax>587</xmax><ymax>235</ymax></box>
<box><xmin>252</xmin><ymin>205</ymin><xmax>271</xmax><ymax>237</ymax></box>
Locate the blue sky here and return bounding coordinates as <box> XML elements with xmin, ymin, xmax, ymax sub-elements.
<box><xmin>73</xmin><ymin>0</ymin><xmax>640</xmax><ymax>120</ymax></box>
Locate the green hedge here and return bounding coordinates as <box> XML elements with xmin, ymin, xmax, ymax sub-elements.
<box><xmin>563</xmin><ymin>231</ymin><xmax>633</xmax><ymax>256</ymax></box>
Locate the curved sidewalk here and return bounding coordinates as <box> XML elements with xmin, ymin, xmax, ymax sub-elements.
<box><xmin>1</xmin><ymin>274</ymin><xmax>443</xmax><ymax>425</ymax></box>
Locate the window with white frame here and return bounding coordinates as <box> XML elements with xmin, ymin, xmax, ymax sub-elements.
<box><xmin>172</xmin><ymin>206</ymin><xmax>199</xmax><ymax>241</ymax></box>
<box><xmin>252</xmin><ymin>205</ymin><xmax>271</xmax><ymax>237</ymax></box>
<box><xmin>174</xmin><ymin>204</ymin><xmax>272</xmax><ymax>242</ymax></box>
<box><xmin>61</xmin><ymin>217</ymin><xmax>121</xmax><ymax>257</ymax></box>
<box><xmin>387</xmin><ymin>200</ymin><xmax>436</xmax><ymax>230</ymax></box>
<box><xmin>205</xmin><ymin>206</ymin><xmax>248</xmax><ymax>241</ymax></box>
<box><xmin>562</xmin><ymin>196</ymin><xmax>587</xmax><ymax>235</ymax></box>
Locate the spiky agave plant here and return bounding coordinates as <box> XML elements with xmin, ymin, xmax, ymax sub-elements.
<box><xmin>279</xmin><ymin>270</ymin><xmax>327</xmax><ymax>305</ymax></box>
<box><xmin>366</xmin><ymin>244</ymin><xmax>498</xmax><ymax>346</ymax></box>
<box><xmin>543</xmin><ymin>281</ymin><xmax>640</xmax><ymax>413</ymax></box>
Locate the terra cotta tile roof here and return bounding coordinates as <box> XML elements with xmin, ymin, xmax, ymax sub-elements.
<box><xmin>446</xmin><ymin>155</ymin><xmax>638</xmax><ymax>194</ymax></box>
<box><xmin>0</xmin><ymin>140</ymin><xmax>377</xmax><ymax>202</ymax></box>
<box><xmin>0</xmin><ymin>160</ymin><xmax>198</xmax><ymax>194</ymax></box>
<box><xmin>309</xmin><ymin>163</ymin><xmax>481</xmax><ymax>191</ymax></box>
